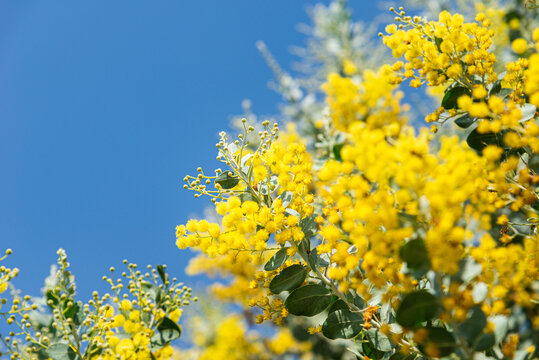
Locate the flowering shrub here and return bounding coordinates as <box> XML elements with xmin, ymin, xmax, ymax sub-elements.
<box><xmin>177</xmin><ymin>1</ymin><xmax>539</xmax><ymax>359</ymax></box>
<box><xmin>2</xmin><ymin>1</ymin><xmax>539</xmax><ymax>359</ymax></box>
<box><xmin>0</xmin><ymin>250</ymin><xmax>192</xmax><ymax>359</ymax></box>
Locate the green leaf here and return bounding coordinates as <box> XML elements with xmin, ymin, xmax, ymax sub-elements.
<box><xmin>46</xmin><ymin>290</ymin><xmax>59</xmax><ymax>307</ymax></box>
<box><xmin>307</xmin><ymin>248</ymin><xmax>329</xmax><ymax>270</ymax></box>
<box><xmin>239</xmin><ymin>191</ymin><xmax>258</xmax><ymax>203</ymax></box>
<box><xmin>328</xmin><ymin>299</ymin><xmax>349</xmax><ymax>314</ymax></box>
<box><xmin>269</xmin><ymin>264</ymin><xmax>307</xmax><ymax>294</ymax></box>
<box><xmin>150</xmin><ymin>317</ymin><xmax>181</xmax><ymax>348</ymax></box>
<box><xmin>488</xmin><ymin>79</ymin><xmax>502</xmax><ymax>96</ymax></box>
<box><xmin>362</xmin><ymin>340</ymin><xmax>384</xmax><ymax>360</ymax></box>
<box><xmin>298</xmin><ymin>237</ymin><xmax>311</xmax><ymax>260</ymax></box>
<box><xmin>472</xmin><ymin>282</ymin><xmax>488</xmax><ymax>303</ymax></box>
<box><xmin>322</xmin><ymin>309</ymin><xmax>363</xmax><ymax>340</ymax></box>
<box><xmin>454</xmin><ymin>113</ymin><xmax>476</xmax><ymax>128</ymax></box>
<box><xmin>333</xmin><ymin>143</ymin><xmax>344</xmax><ymax>161</ymax></box>
<box><xmin>497</xmin><ymin>88</ymin><xmax>513</xmax><ymax>99</ymax></box>
<box><xmin>474</xmin><ymin>334</ymin><xmax>495</xmax><ymax>351</ymax></box>
<box><xmin>300</xmin><ymin>215</ymin><xmax>318</xmax><ymax>239</ymax></box>
<box><xmin>458</xmin><ymin>305</ymin><xmax>486</xmax><ymax>345</ymax></box>
<box><xmin>258</xmin><ymin>182</ymin><xmax>270</xmax><ymax>195</ymax></box>
<box><xmin>529</xmin><ymin>154</ymin><xmax>539</xmax><ymax>174</ymax></box>
<box><xmin>366</xmin><ymin>328</ymin><xmax>393</xmax><ymax>351</ymax></box>
<box><xmin>64</xmin><ymin>301</ymin><xmax>84</xmax><ymax>326</ymax></box>
<box><xmin>434</xmin><ymin>37</ymin><xmax>443</xmax><ymax>51</ymax></box>
<box><xmin>442</xmin><ymin>86</ymin><xmax>470</xmax><ymax>109</ymax></box>
<box><xmin>518</xmin><ymin>103</ymin><xmax>536</xmax><ymax>122</ymax></box>
<box><xmin>466</xmin><ymin>129</ymin><xmax>504</xmax><ymax>152</ymax></box>
<box><xmin>285</xmin><ymin>208</ymin><xmax>300</xmax><ymax>218</ymax></box>
<box><xmin>285</xmin><ymin>284</ymin><xmax>332</xmax><ymax>317</ymax></box>
<box><xmin>269</xmin><ymin>174</ymin><xmax>279</xmax><ymax>186</ymax></box>
<box><xmin>399</xmin><ymin>239</ymin><xmax>429</xmax><ymax>270</ymax></box>
<box><xmin>419</xmin><ymin>327</ymin><xmax>456</xmax><ymax>357</ymax></box>
<box><xmin>396</xmin><ymin>290</ymin><xmax>439</xmax><ymax>328</ymax></box>
<box><xmin>490</xmin><ymin>315</ymin><xmax>508</xmax><ymax>343</ymax></box>
<box><xmin>141</xmin><ymin>281</ymin><xmax>161</xmax><ymax>301</ymax></box>
<box><xmin>157</xmin><ymin>265</ymin><xmax>168</xmax><ymax>285</ymax></box>
<box><xmin>264</xmin><ymin>248</ymin><xmax>289</xmax><ymax>271</ymax></box>
<box><xmin>215</xmin><ymin>171</ymin><xmax>239</xmax><ymax>189</ymax></box>
<box><xmin>454</xmin><ymin>257</ymin><xmax>483</xmax><ymax>283</ymax></box>
<box><xmin>278</xmin><ymin>191</ymin><xmax>294</xmax><ymax>208</ymax></box>
<box><xmin>46</xmin><ymin>343</ymin><xmax>77</xmax><ymax>360</ymax></box>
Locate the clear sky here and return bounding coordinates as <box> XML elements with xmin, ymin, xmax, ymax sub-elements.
<box><xmin>0</xmin><ymin>1</ymin><xmax>380</xmax><ymax>300</ymax></box>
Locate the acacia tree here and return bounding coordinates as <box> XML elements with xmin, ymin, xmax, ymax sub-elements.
<box><xmin>177</xmin><ymin>0</ymin><xmax>539</xmax><ymax>359</ymax></box>
<box><xmin>2</xmin><ymin>1</ymin><xmax>539</xmax><ymax>359</ymax></box>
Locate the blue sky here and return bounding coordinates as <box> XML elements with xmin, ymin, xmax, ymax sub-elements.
<box><xmin>0</xmin><ymin>1</ymin><xmax>380</xmax><ymax>300</ymax></box>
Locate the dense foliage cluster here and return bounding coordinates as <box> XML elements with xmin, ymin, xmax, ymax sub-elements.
<box><xmin>2</xmin><ymin>0</ymin><xmax>539</xmax><ymax>359</ymax></box>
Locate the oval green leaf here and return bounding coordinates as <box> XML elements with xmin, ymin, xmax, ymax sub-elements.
<box><xmin>239</xmin><ymin>191</ymin><xmax>258</xmax><ymax>203</ymax></box>
<box><xmin>285</xmin><ymin>284</ymin><xmax>332</xmax><ymax>317</ymax></box>
<box><xmin>215</xmin><ymin>171</ymin><xmax>239</xmax><ymax>189</ymax></box>
<box><xmin>442</xmin><ymin>86</ymin><xmax>470</xmax><ymax>109</ymax></box>
<box><xmin>366</xmin><ymin>328</ymin><xmax>393</xmax><ymax>351</ymax></box>
<box><xmin>396</xmin><ymin>290</ymin><xmax>439</xmax><ymax>328</ymax></box>
<box><xmin>278</xmin><ymin>191</ymin><xmax>294</xmax><ymax>208</ymax></box>
<box><xmin>418</xmin><ymin>326</ymin><xmax>456</xmax><ymax>357</ymax></box>
<box><xmin>264</xmin><ymin>247</ymin><xmax>289</xmax><ymax>271</ymax></box>
<box><xmin>399</xmin><ymin>238</ymin><xmax>429</xmax><ymax>270</ymax></box>
<box><xmin>328</xmin><ymin>299</ymin><xmax>349</xmax><ymax>314</ymax></box>
<box><xmin>322</xmin><ymin>309</ymin><xmax>363</xmax><ymax>340</ymax></box>
<box><xmin>458</xmin><ymin>305</ymin><xmax>486</xmax><ymax>345</ymax></box>
<box><xmin>474</xmin><ymin>334</ymin><xmax>495</xmax><ymax>351</ymax></box>
<box><xmin>454</xmin><ymin>113</ymin><xmax>476</xmax><ymax>128</ymax></box>
<box><xmin>466</xmin><ymin>129</ymin><xmax>504</xmax><ymax>152</ymax></box>
<box><xmin>300</xmin><ymin>215</ymin><xmax>318</xmax><ymax>239</ymax></box>
<box><xmin>150</xmin><ymin>317</ymin><xmax>181</xmax><ymax>348</ymax></box>
<box><xmin>518</xmin><ymin>103</ymin><xmax>536</xmax><ymax>122</ymax></box>
<box><xmin>157</xmin><ymin>264</ymin><xmax>168</xmax><ymax>285</ymax></box>
<box><xmin>269</xmin><ymin>264</ymin><xmax>307</xmax><ymax>294</ymax></box>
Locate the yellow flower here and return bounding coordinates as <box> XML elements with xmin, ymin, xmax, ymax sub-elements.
<box><xmin>115</xmin><ymin>338</ymin><xmax>135</xmax><ymax>358</ymax></box>
<box><xmin>482</xmin><ymin>145</ymin><xmax>503</xmax><ymax>161</ymax></box>
<box><xmin>472</xmin><ymin>86</ymin><xmax>488</xmax><ymax>99</ymax></box>
<box><xmin>120</xmin><ymin>299</ymin><xmax>133</xmax><ymax>311</ymax></box>
<box><xmin>512</xmin><ymin>38</ymin><xmax>528</xmax><ymax>54</ymax></box>
<box><xmin>342</xmin><ymin>59</ymin><xmax>357</xmax><ymax>76</ymax></box>
<box><xmin>169</xmin><ymin>308</ymin><xmax>183</xmax><ymax>323</ymax></box>
<box><xmin>533</xmin><ymin>28</ymin><xmax>539</xmax><ymax>42</ymax></box>
<box><xmin>469</xmin><ymin>103</ymin><xmax>490</xmax><ymax>118</ymax></box>
<box><xmin>111</xmin><ymin>314</ymin><xmax>125</xmax><ymax>328</ymax></box>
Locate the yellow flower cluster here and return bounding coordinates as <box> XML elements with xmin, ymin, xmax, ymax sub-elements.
<box><xmin>90</xmin><ymin>263</ymin><xmax>191</xmax><ymax>360</ymax></box>
<box><xmin>321</xmin><ymin>66</ymin><xmax>406</xmax><ymax>132</ymax></box>
<box><xmin>175</xmin><ymin>5</ymin><xmax>539</xmax><ymax>358</ymax></box>
<box><xmin>383</xmin><ymin>9</ymin><xmax>497</xmax><ymax>87</ymax></box>
<box><xmin>316</xmin><ymin>112</ymin><xmax>496</xmax><ymax>302</ymax></box>
<box><xmin>178</xmin><ymin>147</ymin><xmax>313</xmax><ymax>256</ymax></box>
<box><xmin>186</xmin><ymin>252</ymin><xmax>264</xmax><ymax>306</ymax></box>
<box><xmin>525</xmin><ymin>29</ymin><xmax>539</xmax><ymax>106</ymax></box>
<box><xmin>1</xmin><ymin>250</ymin><xmax>191</xmax><ymax>360</ymax></box>
<box><xmin>178</xmin><ymin>314</ymin><xmax>310</xmax><ymax>360</ymax></box>
<box><xmin>91</xmin><ymin>299</ymin><xmax>177</xmax><ymax>360</ymax></box>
